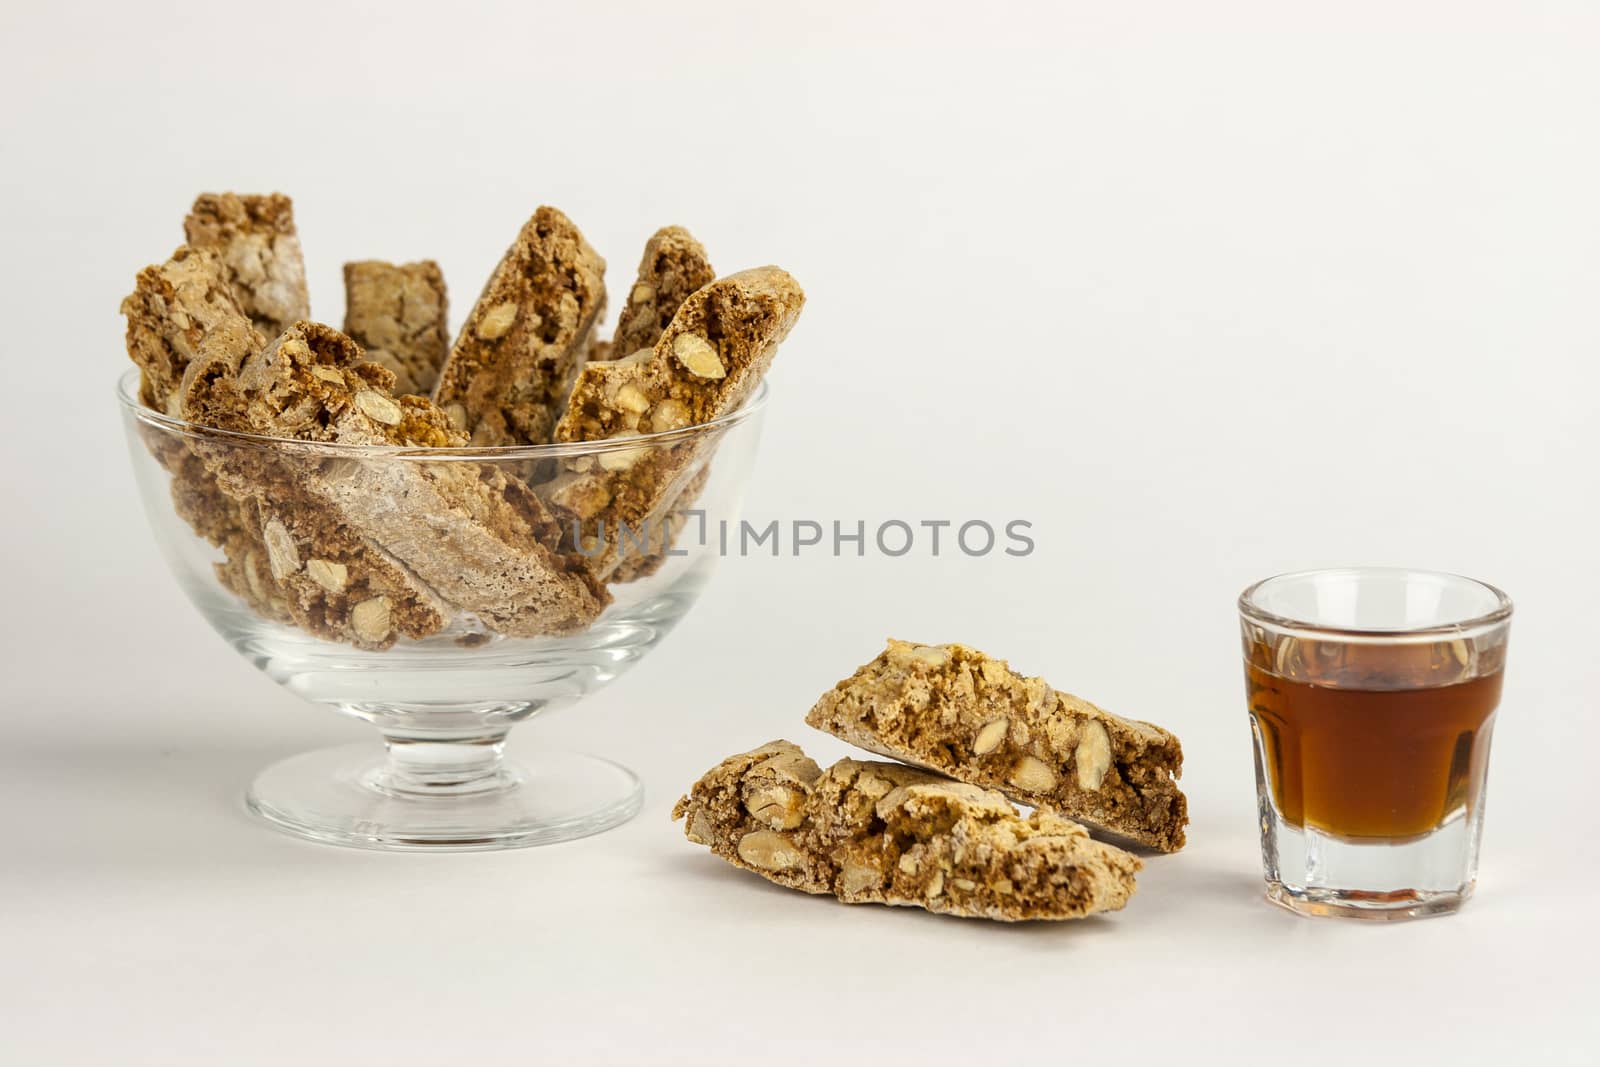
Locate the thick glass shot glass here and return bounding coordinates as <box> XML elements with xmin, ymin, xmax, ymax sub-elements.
<box><xmin>1238</xmin><ymin>568</ymin><xmax>1512</xmax><ymax>920</ymax></box>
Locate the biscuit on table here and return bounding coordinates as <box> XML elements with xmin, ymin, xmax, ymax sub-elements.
<box><xmin>807</xmin><ymin>640</ymin><xmax>1190</xmax><ymax>852</ymax></box>
<box><xmin>674</xmin><ymin>740</ymin><xmax>1142</xmax><ymax>921</ymax></box>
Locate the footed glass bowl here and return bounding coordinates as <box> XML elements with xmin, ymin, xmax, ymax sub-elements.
<box><xmin>117</xmin><ymin>368</ymin><xmax>767</xmax><ymax>851</ymax></box>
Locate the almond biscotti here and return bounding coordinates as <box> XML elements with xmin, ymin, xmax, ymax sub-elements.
<box><xmin>182</xmin><ymin>320</ymin><xmax>609</xmax><ymax>637</ymax></box>
<box><xmin>806</xmin><ymin>640</ymin><xmax>1190</xmax><ymax>852</ymax></box>
<box><xmin>566</xmin><ymin>225</ymin><xmax>716</xmax><ymax>581</ymax></box>
<box><xmin>673</xmin><ymin>740</ymin><xmax>1141</xmax><ymax>922</ymax></box>
<box><xmin>123</xmin><ymin>245</ymin><xmax>265</xmax><ymax>415</ymax></box>
<box><xmin>121</xmin><ymin>246</ymin><xmax>450</xmax><ymax>648</ymax></box>
<box><xmin>601</xmin><ymin>466</ymin><xmax>709</xmax><ymax>584</ymax></box>
<box><xmin>342</xmin><ymin>259</ymin><xmax>450</xmax><ymax>395</ymax></box>
<box><xmin>183</xmin><ymin>193</ymin><xmax>310</xmax><ymax>339</ymax></box>
<box><xmin>547</xmin><ymin>266</ymin><xmax>804</xmax><ymax>579</ymax></box>
<box><xmin>432</xmin><ymin>206</ymin><xmax>606</xmax><ymax>445</ymax></box>
<box><xmin>608</xmin><ymin>226</ymin><xmax>715</xmax><ymax>359</ymax></box>
<box><xmin>555</xmin><ymin>266</ymin><xmax>802</xmax><ymax>442</ymax></box>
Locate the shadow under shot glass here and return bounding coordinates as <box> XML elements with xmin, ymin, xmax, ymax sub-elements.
<box><xmin>1237</xmin><ymin>568</ymin><xmax>1512</xmax><ymax>920</ymax></box>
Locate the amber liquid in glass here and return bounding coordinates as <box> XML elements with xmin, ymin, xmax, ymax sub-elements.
<box><xmin>1244</xmin><ymin>640</ymin><xmax>1502</xmax><ymax>841</ymax></box>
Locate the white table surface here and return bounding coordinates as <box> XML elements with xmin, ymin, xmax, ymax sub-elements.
<box><xmin>4</xmin><ymin>2</ymin><xmax>1598</xmax><ymax>1062</ymax></box>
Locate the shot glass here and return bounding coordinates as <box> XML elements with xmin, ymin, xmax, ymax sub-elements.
<box><xmin>1237</xmin><ymin>568</ymin><xmax>1512</xmax><ymax>920</ymax></box>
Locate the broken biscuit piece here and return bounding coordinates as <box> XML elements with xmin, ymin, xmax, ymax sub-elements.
<box><xmin>806</xmin><ymin>640</ymin><xmax>1189</xmax><ymax>852</ymax></box>
<box><xmin>183</xmin><ymin>193</ymin><xmax>310</xmax><ymax>339</ymax></box>
<box><xmin>343</xmin><ymin>259</ymin><xmax>450</xmax><ymax>395</ymax></box>
<box><xmin>432</xmin><ymin>206</ymin><xmax>606</xmax><ymax>445</ymax></box>
<box><xmin>673</xmin><ymin>740</ymin><xmax>1141</xmax><ymax>921</ymax></box>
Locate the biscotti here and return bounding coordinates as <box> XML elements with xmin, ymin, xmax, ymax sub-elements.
<box><xmin>673</xmin><ymin>740</ymin><xmax>1141</xmax><ymax>921</ymax></box>
<box><xmin>342</xmin><ymin>259</ymin><xmax>450</xmax><ymax>395</ymax></box>
<box><xmin>432</xmin><ymin>206</ymin><xmax>607</xmax><ymax>445</ymax></box>
<box><xmin>548</xmin><ymin>266</ymin><xmax>804</xmax><ymax>579</ymax></box>
<box><xmin>183</xmin><ymin>193</ymin><xmax>310</xmax><ymax>339</ymax></box>
<box><xmin>123</xmin><ymin>191</ymin><xmax>805</xmax><ymax>648</ymax></box>
<box><xmin>601</xmin><ymin>466</ymin><xmax>709</xmax><ymax>584</ymax></box>
<box><xmin>548</xmin><ymin>234</ymin><xmax>736</xmax><ymax>580</ymax></box>
<box><xmin>123</xmin><ymin>245</ymin><xmax>265</xmax><ymax>414</ymax></box>
<box><xmin>180</xmin><ymin>318</ymin><xmax>457</xmax><ymax>445</ymax></box>
<box><xmin>806</xmin><ymin>640</ymin><xmax>1189</xmax><ymax>852</ymax></box>
<box><xmin>607</xmin><ymin>226</ymin><xmax>715</xmax><ymax>359</ymax></box>
<box><xmin>555</xmin><ymin>266</ymin><xmax>802</xmax><ymax>442</ymax></box>
<box><xmin>182</xmin><ymin>319</ymin><xmax>609</xmax><ymax>638</ymax></box>
<box><xmin>122</xmin><ymin>245</ymin><xmax>449</xmax><ymax>648</ymax></box>
<box><xmin>123</xmin><ymin>257</ymin><xmax>457</xmax><ymax>649</ymax></box>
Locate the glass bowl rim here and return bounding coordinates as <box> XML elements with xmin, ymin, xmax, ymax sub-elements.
<box><xmin>1237</xmin><ymin>566</ymin><xmax>1513</xmax><ymax>639</ymax></box>
<box><xmin>115</xmin><ymin>367</ymin><xmax>769</xmax><ymax>460</ymax></box>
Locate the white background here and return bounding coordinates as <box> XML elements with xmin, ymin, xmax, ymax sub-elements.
<box><xmin>3</xmin><ymin>1</ymin><xmax>1598</xmax><ymax>1062</ymax></box>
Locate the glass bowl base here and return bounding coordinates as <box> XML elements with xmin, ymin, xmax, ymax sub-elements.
<box><xmin>245</xmin><ymin>743</ymin><xmax>643</xmax><ymax>852</ymax></box>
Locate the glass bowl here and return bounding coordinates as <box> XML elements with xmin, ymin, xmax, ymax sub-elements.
<box><xmin>116</xmin><ymin>368</ymin><xmax>768</xmax><ymax>851</ymax></box>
